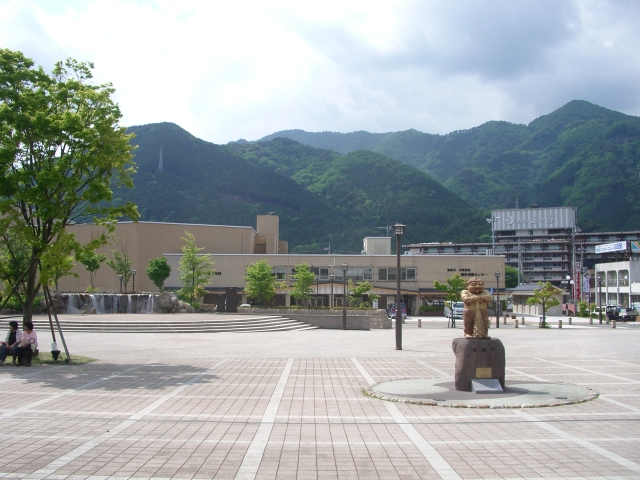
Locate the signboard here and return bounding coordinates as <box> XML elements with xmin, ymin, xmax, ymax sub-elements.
<box><xmin>491</xmin><ymin>207</ymin><xmax>576</xmax><ymax>232</ymax></box>
<box><xmin>631</xmin><ymin>241</ymin><xmax>640</xmax><ymax>254</ymax></box>
<box><xmin>575</xmin><ymin>266</ymin><xmax>581</xmax><ymax>301</ymax></box>
<box><xmin>582</xmin><ymin>274</ymin><xmax>590</xmax><ymax>294</ymax></box>
<box><xmin>595</xmin><ymin>241</ymin><xmax>628</xmax><ymax>254</ymax></box>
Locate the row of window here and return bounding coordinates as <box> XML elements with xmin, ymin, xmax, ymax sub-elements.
<box><xmin>271</xmin><ymin>267</ymin><xmax>417</xmax><ymax>281</ymax></box>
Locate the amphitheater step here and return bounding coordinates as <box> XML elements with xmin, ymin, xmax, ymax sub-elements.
<box><xmin>29</xmin><ymin>315</ymin><xmax>319</xmax><ymax>333</ymax></box>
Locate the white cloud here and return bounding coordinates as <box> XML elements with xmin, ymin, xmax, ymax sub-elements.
<box><xmin>1</xmin><ymin>0</ymin><xmax>639</xmax><ymax>143</ymax></box>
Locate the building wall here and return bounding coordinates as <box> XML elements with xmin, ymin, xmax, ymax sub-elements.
<box><xmin>162</xmin><ymin>253</ymin><xmax>504</xmax><ymax>311</ymax></box>
<box><xmin>61</xmin><ymin>221</ymin><xmax>258</xmax><ymax>292</ymax></box>
<box><xmin>407</xmin><ymin>229</ymin><xmax>640</xmax><ymax>294</ymax></box>
<box><xmin>595</xmin><ymin>260</ymin><xmax>640</xmax><ymax>307</ymax></box>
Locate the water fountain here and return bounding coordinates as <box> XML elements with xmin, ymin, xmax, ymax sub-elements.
<box><xmin>60</xmin><ymin>293</ymin><xmax>161</xmax><ymax>314</ymax></box>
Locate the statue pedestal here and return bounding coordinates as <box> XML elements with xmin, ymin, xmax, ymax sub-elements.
<box><xmin>452</xmin><ymin>338</ymin><xmax>505</xmax><ymax>392</ymax></box>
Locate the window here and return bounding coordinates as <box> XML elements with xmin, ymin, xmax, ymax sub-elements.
<box><xmin>378</xmin><ymin>267</ymin><xmax>416</xmax><ymax>281</ymax></box>
<box><xmin>363</xmin><ymin>268</ymin><xmax>373</xmax><ymax>280</ymax></box>
<box><xmin>378</xmin><ymin>267</ymin><xmax>396</xmax><ymax>281</ymax></box>
<box><xmin>402</xmin><ymin>268</ymin><xmax>416</xmax><ymax>281</ymax></box>
<box><xmin>272</xmin><ymin>267</ymin><xmax>286</xmax><ymax>280</ymax></box>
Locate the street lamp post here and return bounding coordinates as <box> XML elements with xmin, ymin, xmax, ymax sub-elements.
<box><xmin>132</xmin><ymin>270</ymin><xmax>136</xmax><ymax>293</ymax></box>
<box><xmin>118</xmin><ymin>275</ymin><xmax>123</xmax><ymax>293</ymax></box>
<box><xmin>394</xmin><ymin>223</ymin><xmax>406</xmax><ymax>350</ymax></box>
<box><xmin>329</xmin><ymin>274</ymin><xmax>334</xmax><ymax>308</ymax></box>
<box><xmin>598</xmin><ymin>279</ymin><xmax>603</xmax><ymax>324</ymax></box>
<box><xmin>486</xmin><ymin>215</ymin><xmax>499</xmax><ymax>254</ymax></box>
<box><xmin>341</xmin><ymin>264</ymin><xmax>348</xmax><ymax>330</ymax></box>
<box><xmin>564</xmin><ymin>275</ymin><xmax>574</xmax><ymax>314</ymax></box>
<box><xmin>495</xmin><ymin>271</ymin><xmax>501</xmax><ymax>329</ymax></box>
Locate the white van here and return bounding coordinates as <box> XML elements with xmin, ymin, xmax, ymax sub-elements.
<box><xmin>444</xmin><ymin>301</ymin><xmax>464</xmax><ymax>319</ymax></box>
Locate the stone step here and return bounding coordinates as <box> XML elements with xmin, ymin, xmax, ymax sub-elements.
<box><xmin>30</xmin><ymin>316</ymin><xmax>318</xmax><ymax>333</ymax></box>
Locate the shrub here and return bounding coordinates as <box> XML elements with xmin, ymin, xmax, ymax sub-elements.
<box><xmin>420</xmin><ymin>305</ymin><xmax>444</xmax><ymax>313</ymax></box>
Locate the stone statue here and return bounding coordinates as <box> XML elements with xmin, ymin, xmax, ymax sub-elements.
<box><xmin>460</xmin><ymin>277</ymin><xmax>492</xmax><ymax>339</ymax></box>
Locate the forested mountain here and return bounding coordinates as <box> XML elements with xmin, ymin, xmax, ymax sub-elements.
<box><xmin>258</xmin><ymin>101</ymin><xmax>640</xmax><ymax>231</ymax></box>
<box><xmin>114</xmin><ymin>123</ymin><xmax>489</xmax><ymax>254</ymax></box>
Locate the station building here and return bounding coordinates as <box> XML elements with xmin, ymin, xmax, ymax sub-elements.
<box><xmin>61</xmin><ymin>215</ymin><xmax>504</xmax><ymax>314</ymax></box>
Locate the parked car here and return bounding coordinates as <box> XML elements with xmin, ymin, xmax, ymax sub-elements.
<box><xmin>388</xmin><ymin>303</ymin><xmax>407</xmax><ymax>319</ymax></box>
<box><xmin>593</xmin><ymin>305</ymin><xmax>616</xmax><ymax>317</ymax></box>
<box><xmin>444</xmin><ymin>301</ymin><xmax>465</xmax><ymax>319</ymax></box>
<box><xmin>618</xmin><ymin>308</ymin><xmax>638</xmax><ymax>322</ymax></box>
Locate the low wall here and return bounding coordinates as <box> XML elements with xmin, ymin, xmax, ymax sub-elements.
<box><xmin>237</xmin><ymin>308</ymin><xmax>391</xmax><ymax>330</ymax></box>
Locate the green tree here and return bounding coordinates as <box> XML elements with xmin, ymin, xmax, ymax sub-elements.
<box><xmin>505</xmin><ymin>265</ymin><xmax>519</xmax><ymax>288</ymax></box>
<box><xmin>0</xmin><ymin>49</ymin><xmax>138</xmax><ymax>323</ymax></box>
<box><xmin>290</xmin><ymin>263</ymin><xmax>314</xmax><ymax>304</ymax></box>
<box><xmin>79</xmin><ymin>251</ymin><xmax>107</xmax><ymax>290</ymax></box>
<box><xmin>348</xmin><ymin>279</ymin><xmax>378</xmax><ymax>307</ymax></box>
<box><xmin>178</xmin><ymin>232</ymin><xmax>215</xmax><ymax>303</ymax></box>
<box><xmin>106</xmin><ymin>249</ymin><xmax>133</xmax><ymax>292</ymax></box>
<box><xmin>526</xmin><ymin>281</ymin><xmax>562</xmax><ymax>328</ymax></box>
<box><xmin>146</xmin><ymin>257</ymin><xmax>171</xmax><ymax>292</ymax></box>
<box><xmin>244</xmin><ymin>259</ymin><xmax>277</xmax><ymax>305</ymax></box>
<box><xmin>433</xmin><ymin>273</ymin><xmax>467</xmax><ymax>303</ymax></box>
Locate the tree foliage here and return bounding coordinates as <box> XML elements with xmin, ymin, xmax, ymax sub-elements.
<box><xmin>348</xmin><ymin>279</ymin><xmax>377</xmax><ymax>306</ymax></box>
<box><xmin>290</xmin><ymin>263</ymin><xmax>315</xmax><ymax>303</ymax></box>
<box><xmin>0</xmin><ymin>233</ymin><xmax>31</xmax><ymax>307</ymax></box>
<box><xmin>106</xmin><ymin>237</ymin><xmax>133</xmax><ymax>292</ymax></box>
<box><xmin>244</xmin><ymin>259</ymin><xmax>276</xmax><ymax>304</ymax></box>
<box><xmin>178</xmin><ymin>232</ymin><xmax>214</xmax><ymax>303</ymax></box>
<box><xmin>0</xmin><ymin>49</ymin><xmax>138</xmax><ymax>322</ymax></box>
<box><xmin>433</xmin><ymin>273</ymin><xmax>467</xmax><ymax>303</ymax></box>
<box><xmin>146</xmin><ymin>257</ymin><xmax>171</xmax><ymax>292</ymax></box>
<box><xmin>505</xmin><ymin>265</ymin><xmax>519</xmax><ymax>288</ymax></box>
<box><xmin>79</xmin><ymin>250</ymin><xmax>107</xmax><ymax>290</ymax></box>
<box><xmin>526</xmin><ymin>281</ymin><xmax>562</xmax><ymax>328</ymax></box>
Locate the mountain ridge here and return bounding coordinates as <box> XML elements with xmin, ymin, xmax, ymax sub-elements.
<box><xmin>251</xmin><ymin>100</ymin><xmax>640</xmax><ymax>231</ymax></box>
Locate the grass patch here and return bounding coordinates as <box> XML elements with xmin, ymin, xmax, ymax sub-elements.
<box><xmin>31</xmin><ymin>351</ymin><xmax>96</xmax><ymax>366</ymax></box>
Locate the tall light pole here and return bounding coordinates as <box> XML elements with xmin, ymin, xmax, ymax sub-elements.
<box><xmin>329</xmin><ymin>274</ymin><xmax>334</xmax><ymax>309</ymax></box>
<box><xmin>495</xmin><ymin>271</ymin><xmax>500</xmax><ymax>329</ymax></box>
<box><xmin>394</xmin><ymin>223</ymin><xmax>406</xmax><ymax>350</ymax></box>
<box><xmin>341</xmin><ymin>263</ymin><xmax>348</xmax><ymax>330</ymax></box>
<box><xmin>565</xmin><ymin>275</ymin><xmax>574</xmax><ymax>313</ymax></box>
<box><xmin>132</xmin><ymin>270</ymin><xmax>136</xmax><ymax>293</ymax></box>
<box><xmin>487</xmin><ymin>216</ymin><xmax>499</xmax><ymax>254</ymax></box>
<box><xmin>598</xmin><ymin>278</ymin><xmax>603</xmax><ymax>324</ymax></box>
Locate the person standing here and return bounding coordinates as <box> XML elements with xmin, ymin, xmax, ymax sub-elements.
<box><xmin>17</xmin><ymin>321</ymin><xmax>38</xmax><ymax>367</ymax></box>
<box><xmin>0</xmin><ymin>320</ymin><xmax>22</xmax><ymax>366</ymax></box>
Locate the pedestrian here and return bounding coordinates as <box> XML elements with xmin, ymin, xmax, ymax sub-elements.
<box><xmin>0</xmin><ymin>320</ymin><xmax>22</xmax><ymax>366</ymax></box>
<box><xmin>16</xmin><ymin>321</ymin><xmax>38</xmax><ymax>367</ymax></box>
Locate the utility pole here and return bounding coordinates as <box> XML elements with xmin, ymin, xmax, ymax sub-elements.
<box><xmin>377</xmin><ymin>225</ymin><xmax>393</xmax><ymax>237</ymax></box>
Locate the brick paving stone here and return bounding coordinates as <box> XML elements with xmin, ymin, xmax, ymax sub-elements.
<box><xmin>1</xmin><ymin>318</ymin><xmax>640</xmax><ymax>479</ymax></box>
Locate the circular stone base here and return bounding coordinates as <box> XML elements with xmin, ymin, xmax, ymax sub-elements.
<box><xmin>366</xmin><ymin>378</ymin><xmax>597</xmax><ymax>408</ymax></box>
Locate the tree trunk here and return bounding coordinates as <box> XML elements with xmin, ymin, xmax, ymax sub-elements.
<box><xmin>22</xmin><ymin>256</ymin><xmax>40</xmax><ymax>325</ymax></box>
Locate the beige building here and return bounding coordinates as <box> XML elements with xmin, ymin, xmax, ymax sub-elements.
<box><xmin>60</xmin><ymin>215</ymin><xmax>504</xmax><ymax>314</ymax></box>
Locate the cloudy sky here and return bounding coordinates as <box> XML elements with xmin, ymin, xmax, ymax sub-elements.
<box><xmin>1</xmin><ymin>0</ymin><xmax>639</xmax><ymax>144</ymax></box>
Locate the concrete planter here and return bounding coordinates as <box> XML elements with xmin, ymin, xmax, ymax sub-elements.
<box><xmin>237</xmin><ymin>307</ymin><xmax>391</xmax><ymax>330</ymax></box>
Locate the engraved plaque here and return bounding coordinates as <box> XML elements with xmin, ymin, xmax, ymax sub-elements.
<box><xmin>475</xmin><ymin>367</ymin><xmax>492</xmax><ymax>378</ymax></box>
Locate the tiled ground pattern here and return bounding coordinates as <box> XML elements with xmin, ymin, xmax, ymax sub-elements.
<box><xmin>1</xmin><ymin>342</ymin><xmax>640</xmax><ymax>478</ymax></box>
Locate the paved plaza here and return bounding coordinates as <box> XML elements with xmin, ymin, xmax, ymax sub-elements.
<box><xmin>1</xmin><ymin>313</ymin><xmax>639</xmax><ymax>479</ymax></box>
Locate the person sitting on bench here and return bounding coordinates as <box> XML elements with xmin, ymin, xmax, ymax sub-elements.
<box><xmin>17</xmin><ymin>321</ymin><xmax>38</xmax><ymax>367</ymax></box>
<box><xmin>0</xmin><ymin>320</ymin><xmax>22</xmax><ymax>366</ymax></box>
